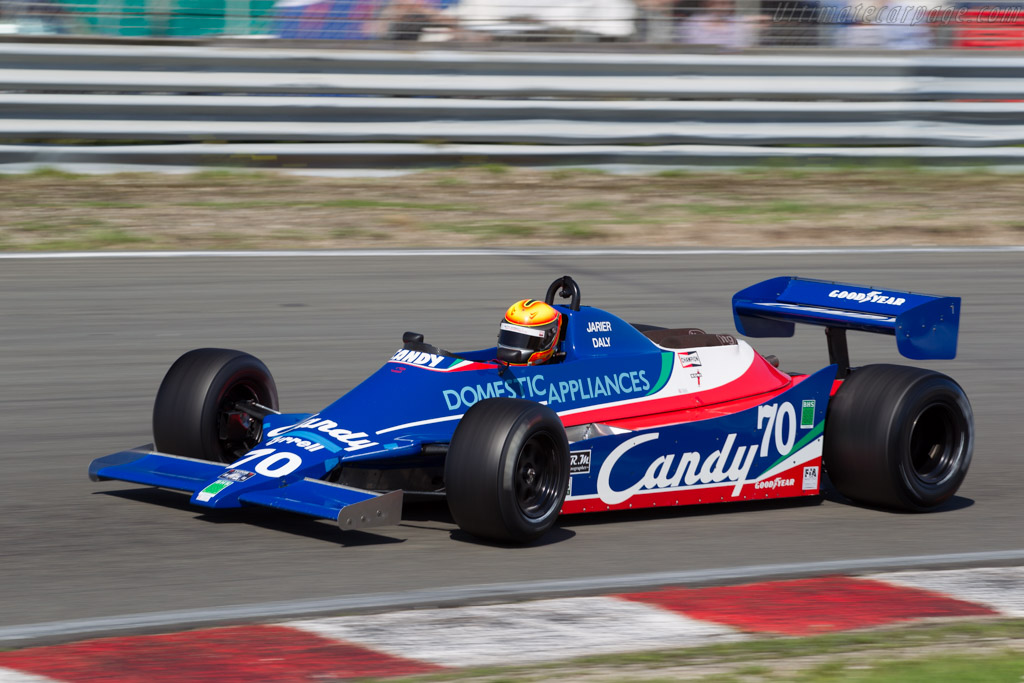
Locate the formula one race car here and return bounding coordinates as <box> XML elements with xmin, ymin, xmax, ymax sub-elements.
<box><xmin>89</xmin><ymin>276</ymin><xmax>974</xmax><ymax>543</ymax></box>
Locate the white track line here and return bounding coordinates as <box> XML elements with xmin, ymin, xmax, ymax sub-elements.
<box><xmin>2</xmin><ymin>246</ymin><xmax>1024</xmax><ymax>260</ymax></box>
<box><xmin>2</xmin><ymin>549</ymin><xmax>1023</xmax><ymax>645</ymax></box>
<box><xmin>291</xmin><ymin>597</ymin><xmax>742</xmax><ymax>668</ymax></box>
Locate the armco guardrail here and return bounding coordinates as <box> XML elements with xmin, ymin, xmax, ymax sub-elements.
<box><xmin>3</xmin><ymin>42</ymin><xmax>1024</xmax><ymax>170</ymax></box>
<box><xmin>3</xmin><ymin>95</ymin><xmax>1024</xmax><ymax>146</ymax></box>
<box><xmin>6</xmin><ymin>142</ymin><xmax>1024</xmax><ymax>172</ymax></box>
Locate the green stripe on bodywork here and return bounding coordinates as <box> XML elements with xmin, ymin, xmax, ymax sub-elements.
<box><xmin>765</xmin><ymin>420</ymin><xmax>824</xmax><ymax>472</ymax></box>
<box><xmin>646</xmin><ymin>352</ymin><xmax>675</xmax><ymax>396</ymax></box>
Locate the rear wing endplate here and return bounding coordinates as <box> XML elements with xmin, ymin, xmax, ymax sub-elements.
<box><xmin>732</xmin><ymin>277</ymin><xmax>960</xmax><ymax>360</ymax></box>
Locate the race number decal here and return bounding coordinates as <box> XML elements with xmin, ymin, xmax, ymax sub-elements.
<box><xmin>229</xmin><ymin>448</ymin><xmax>303</xmax><ymax>478</ymax></box>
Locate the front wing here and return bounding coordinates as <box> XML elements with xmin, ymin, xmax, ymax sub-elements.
<box><xmin>89</xmin><ymin>447</ymin><xmax>401</xmax><ymax>530</ymax></box>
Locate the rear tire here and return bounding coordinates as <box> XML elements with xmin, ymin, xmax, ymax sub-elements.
<box><xmin>823</xmin><ymin>364</ymin><xmax>973</xmax><ymax>511</ymax></box>
<box><xmin>152</xmin><ymin>348</ymin><xmax>278</xmax><ymax>463</ymax></box>
<box><xmin>445</xmin><ymin>398</ymin><xmax>570</xmax><ymax>543</ymax></box>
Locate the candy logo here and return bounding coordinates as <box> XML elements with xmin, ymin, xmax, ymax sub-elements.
<box><xmin>266</xmin><ymin>417</ymin><xmax>378</xmax><ymax>452</ymax></box>
<box><xmin>390</xmin><ymin>349</ymin><xmax>445</xmax><ymax>368</ymax></box>
<box><xmin>596</xmin><ymin>433</ymin><xmax>760</xmax><ymax>505</ymax></box>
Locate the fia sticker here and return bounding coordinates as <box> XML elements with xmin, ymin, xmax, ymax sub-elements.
<box><xmin>802</xmin><ymin>466</ymin><xmax>819</xmax><ymax>491</ymax></box>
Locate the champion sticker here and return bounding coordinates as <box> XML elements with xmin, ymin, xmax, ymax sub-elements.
<box><xmin>678</xmin><ymin>351</ymin><xmax>701</xmax><ymax>368</ymax></box>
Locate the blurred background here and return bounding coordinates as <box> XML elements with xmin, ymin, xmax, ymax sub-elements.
<box><xmin>1</xmin><ymin>0</ymin><xmax>1023</xmax><ymax>49</ymax></box>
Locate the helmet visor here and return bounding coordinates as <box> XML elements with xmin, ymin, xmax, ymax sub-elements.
<box><xmin>498</xmin><ymin>321</ymin><xmax>549</xmax><ymax>352</ymax></box>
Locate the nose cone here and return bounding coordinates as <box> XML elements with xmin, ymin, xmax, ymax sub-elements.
<box><xmin>190</xmin><ymin>452</ymin><xmax>316</xmax><ymax>509</ymax></box>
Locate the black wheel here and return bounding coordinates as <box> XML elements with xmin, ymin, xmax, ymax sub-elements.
<box><xmin>152</xmin><ymin>348</ymin><xmax>278</xmax><ymax>463</ymax></box>
<box><xmin>445</xmin><ymin>398</ymin><xmax>570</xmax><ymax>543</ymax></box>
<box><xmin>823</xmin><ymin>364</ymin><xmax>973</xmax><ymax>511</ymax></box>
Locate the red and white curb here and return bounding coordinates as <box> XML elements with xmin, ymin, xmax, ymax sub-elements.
<box><xmin>870</xmin><ymin>567</ymin><xmax>1024</xmax><ymax>618</ymax></box>
<box><xmin>2</xmin><ymin>566</ymin><xmax>1022</xmax><ymax>682</ymax></box>
<box><xmin>292</xmin><ymin>596</ymin><xmax>742</xmax><ymax>668</ymax></box>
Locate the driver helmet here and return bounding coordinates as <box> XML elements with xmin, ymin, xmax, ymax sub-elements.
<box><xmin>498</xmin><ymin>299</ymin><xmax>563</xmax><ymax>366</ymax></box>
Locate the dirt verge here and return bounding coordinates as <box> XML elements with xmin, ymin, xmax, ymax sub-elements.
<box><xmin>2</xmin><ymin>167</ymin><xmax>1022</xmax><ymax>251</ymax></box>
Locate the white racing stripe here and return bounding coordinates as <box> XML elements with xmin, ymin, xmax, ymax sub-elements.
<box><xmin>375</xmin><ymin>413</ymin><xmax>463</xmax><ymax>435</ymax></box>
<box><xmin>868</xmin><ymin>566</ymin><xmax>1024</xmax><ymax>617</ymax></box>
<box><xmin>290</xmin><ymin>596</ymin><xmax>743</xmax><ymax>668</ymax></box>
<box><xmin>0</xmin><ymin>669</ymin><xmax>59</xmax><ymax>683</ymax></box>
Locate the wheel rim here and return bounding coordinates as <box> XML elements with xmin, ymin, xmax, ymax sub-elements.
<box><xmin>216</xmin><ymin>379</ymin><xmax>264</xmax><ymax>462</ymax></box>
<box><xmin>908</xmin><ymin>401</ymin><xmax>966</xmax><ymax>486</ymax></box>
<box><xmin>514</xmin><ymin>433</ymin><xmax>563</xmax><ymax>520</ymax></box>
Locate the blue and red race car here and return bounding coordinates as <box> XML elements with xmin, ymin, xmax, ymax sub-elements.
<box><xmin>90</xmin><ymin>275</ymin><xmax>974</xmax><ymax>543</ymax></box>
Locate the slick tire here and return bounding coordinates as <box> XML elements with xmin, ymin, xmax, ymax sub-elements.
<box><xmin>445</xmin><ymin>398</ymin><xmax>570</xmax><ymax>544</ymax></box>
<box><xmin>152</xmin><ymin>348</ymin><xmax>278</xmax><ymax>463</ymax></box>
<box><xmin>823</xmin><ymin>364</ymin><xmax>973</xmax><ymax>511</ymax></box>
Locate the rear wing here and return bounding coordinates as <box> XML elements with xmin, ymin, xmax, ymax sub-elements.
<box><xmin>732</xmin><ymin>277</ymin><xmax>960</xmax><ymax>362</ymax></box>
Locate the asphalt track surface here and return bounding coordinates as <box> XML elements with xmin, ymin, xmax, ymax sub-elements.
<box><xmin>2</xmin><ymin>251</ymin><xmax>1022</xmax><ymax>634</ymax></box>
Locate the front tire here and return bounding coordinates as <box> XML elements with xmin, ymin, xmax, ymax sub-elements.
<box><xmin>445</xmin><ymin>398</ymin><xmax>570</xmax><ymax>543</ymax></box>
<box><xmin>823</xmin><ymin>364</ymin><xmax>973</xmax><ymax>511</ymax></box>
<box><xmin>152</xmin><ymin>348</ymin><xmax>278</xmax><ymax>463</ymax></box>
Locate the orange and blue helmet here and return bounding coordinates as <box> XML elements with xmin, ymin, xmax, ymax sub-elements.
<box><xmin>498</xmin><ymin>299</ymin><xmax>563</xmax><ymax>365</ymax></box>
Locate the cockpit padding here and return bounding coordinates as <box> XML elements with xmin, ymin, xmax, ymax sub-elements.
<box><xmin>640</xmin><ymin>327</ymin><xmax>738</xmax><ymax>349</ymax></box>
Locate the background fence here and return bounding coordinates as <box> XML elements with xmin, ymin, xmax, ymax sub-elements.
<box><xmin>3</xmin><ymin>42</ymin><xmax>1024</xmax><ymax>170</ymax></box>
